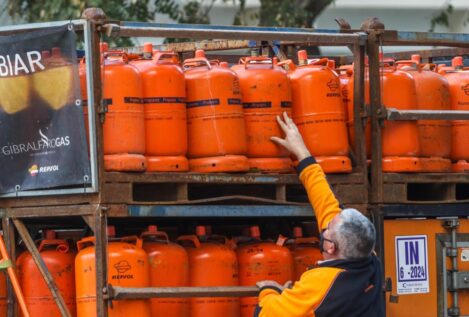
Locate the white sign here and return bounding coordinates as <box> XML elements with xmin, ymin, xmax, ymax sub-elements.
<box><xmin>395</xmin><ymin>235</ymin><xmax>429</xmax><ymax>295</ymax></box>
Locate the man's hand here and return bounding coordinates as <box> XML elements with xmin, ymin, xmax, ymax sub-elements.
<box><xmin>271</xmin><ymin>112</ymin><xmax>311</xmax><ymax>161</ymax></box>
<box><xmin>256</xmin><ymin>280</ymin><xmax>293</xmax><ymax>292</ymax></box>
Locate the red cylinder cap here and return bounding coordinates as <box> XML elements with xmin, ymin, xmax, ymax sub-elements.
<box><xmin>147</xmin><ymin>225</ymin><xmax>158</xmax><ymax>233</ymax></box>
<box><xmin>297</xmin><ymin>50</ymin><xmax>308</xmax><ymax>62</ymax></box>
<box><xmin>411</xmin><ymin>54</ymin><xmax>421</xmax><ymax>64</ymax></box>
<box><xmin>45</xmin><ymin>230</ymin><xmax>56</xmax><ymax>240</ymax></box>
<box><xmin>107</xmin><ymin>225</ymin><xmax>116</xmax><ymax>237</ymax></box>
<box><xmin>327</xmin><ymin>59</ymin><xmax>336</xmax><ymax>69</ymax></box>
<box><xmin>219</xmin><ymin>61</ymin><xmax>229</xmax><ymax>68</ymax></box>
<box><xmin>51</xmin><ymin>47</ymin><xmax>61</xmax><ymax>57</ymax></box>
<box><xmin>293</xmin><ymin>227</ymin><xmax>303</xmax><ymax>238</ymax></box>
<box><xmin>99</xmin><ymin>42</ymin><xmax>108</xmax><ymax>53</ymax></box>
<box><xmin>250</xmin><ymin>226</ymin><xmax>261</xmax><ymax>239</ymax></box>
<box><xmin>195</xmin><ymin>50</ymin><xmax>205</xmax><ymax>58</ymax></box>
<box><xmin>143</xmin><ymin>42</ymin><xmax>153</xmax><ymax>53</ymax></box>
<box><xmin>196</xmin><ymin>225</ymin><xmax>206</xmax><ymax>236</ymax></box>
<box><xmin>41</xmin><ymin>50</ymin><xmax>51</xmax><ymax>59</ymax></box>
<box><xmin>452</xmin><ymin>56</ymin><xmax>463</xmax><ymax>67</ymax></box>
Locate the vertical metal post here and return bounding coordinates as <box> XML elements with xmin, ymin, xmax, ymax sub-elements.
<box><xmin>367</xmin><ymin>31</ymin><xmax>384</xmax><ymax>204</ymax></box>
<box><xmin>12</xmin><ymin>219</ymin><xmax>71</xmax><ymax>317</ymax></box>
<box><xmin>445</xmin><ymin>219</ymin><xmax>460</xmax><ymax>317</ymax></box>
<box><xmin>95</xmin><ymin>206</ymin><xmax>108</xmax><ymax>317</ymax></box>
<box><xmin>352</xmin><ymin>37</ymin><xmax>367</xmax><ymax>176</ymax></box>
<box><xmin>2</xmin><ymin>217</ymin><xmax>15</xmax><ymax>317</ymax></box>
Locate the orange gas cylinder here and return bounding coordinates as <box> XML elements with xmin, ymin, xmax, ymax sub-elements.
<box><xmin>282</xmin><ymin>51</ymin><xmax>351</xmax><ymax>173</ymax></box>
<box><xmin>373</xmin><ymin>63</ymin><xmax>421</xmax><ymax>172</ymax></box>
<box><xmin>288</xmin><ymin>227</ymin><xmax>322</xmax><ymax>281</ymax></box>
<box><xmin>101</xmin><ymin>50</ymin><xmax>146</xmax><ymax>172</ymax></box>
<box><xmin>236</xmin><ymin>226</ymin><xmax>293</xmax><ymax>317</ymax></box>
<box><xmin>439</xmin><ymin>56</ymin><xmax>469</xmax><ymax>172</ymax></box>
<box><xmin>131</xmin><ymin>44</ymin><xmax>188</xmax><ymax>172</ymax></box>
<box><xmin>396</xmin><ymin>56</ymin><xmax>452</xmax><ymax>172</ymax></box>
<box><xmin>184</xmin><ymin>50</ymin><xmax>249</xmax><ymax>173</ymax></box>
<box><xmin>75</xmin><ymin>226</ymin><xmax>151</xmax><ymax>317</ymax></box>
<box><xmin>141</xmin><ymin>225</ymin><xmax>189</xmax><ymax>317</ymax></box>
<box><xmin>0</xmin><ymin>272</ymin><xmax>5</xmax><ymax>317</ymax></box>
<box><xmin>16</xmin><ymin>230</ymin><xmax>76</xmax><ymax>317</ymax></box>
<box><xmin>178</xmin><ymin>226</ymin><xmax>240</xmax><ymax>317</ymax></box>
<box><xmin>232</xmin><ymin>56</ymin><xmax>293</xmax><ymax>173</ymax></box>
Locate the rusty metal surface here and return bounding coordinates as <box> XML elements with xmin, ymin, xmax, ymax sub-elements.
<box><xmin>107</xmin><ymin>23</ymin><xmax>361</xmax><ymax>45</ymax></box>
<box><xmin>381</xmin><ymin>30</ymin><xmax>469</xmax><ymax>47</ymax></box>
<box><xmin>352</xmin><ymin>40</ymin><xmax>367</xmax><ymax>175</ymax></box>
<box><xmin>108</xmin><ymin>285</ymin><xmax>259</xmax><ymax>299</ymax></box>
<box><xmin>386</xmin><ymin>108</ymin><xmax>469</xmax><ymax>121</ymax></box>
<box><xmin>94</xmin><ymin>207</ymin><xmax>108</xmax><ymax>317</ymax></box>
<box><xmin>367</xmin><ymin>32</ymin><xmax>384</xmax><ymax>204</ymax></box>
<box><xmin>103</xmin><ymin>172</ymin><xmax>364</xmax><ymax>184</ymax></box>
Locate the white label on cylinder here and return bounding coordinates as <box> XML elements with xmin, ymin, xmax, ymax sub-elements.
<box><xmin>461</xmin><ymin>249</ymin><xmax>469</xmax><ymax>262</ymax></box>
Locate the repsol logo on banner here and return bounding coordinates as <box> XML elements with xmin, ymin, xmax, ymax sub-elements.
<box><xmin>28</xmin><ymin>164</ymin><xmax>59</xmax><ymax>177</ymax></box>
<box><xmin>1</xmin><ymin>129</ymin><xmax>71</xmax><ymax>156</ymax></box>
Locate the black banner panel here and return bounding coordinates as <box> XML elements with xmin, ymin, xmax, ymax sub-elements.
<box><xmin>0</xmin><ymin>25</ymin><xmax>90</xmax><ymax>194</ymax></box>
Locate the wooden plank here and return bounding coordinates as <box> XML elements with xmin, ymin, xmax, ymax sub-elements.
<box><xmin>109</xmin><ymin>286</ymin><xmax>259</xmax><ymax>300</ymax></box>
<box><xmin>1</xmin><ymin>194</ymin><xmax>99</xmax><ymax>208</ymax></box>
<box><xmin>101</xmin><ymin>182</ymin><xmax>132</xmax><ymax>204</ymax></box>
<box><xmin>5</xmin><ymin>205</ymin><xmax>98</xmax><ymax>218</ymax></box>
<box><xmin>12</xmin><ymin>219</ymin><xmax>72</xmax><ymax>317</ymax></box>
<box><xmin>383</xmin><ymin>173</ymin><xmax>469</xmax><ymax>184</ymax></box>
<box><xmin>333</xmin><ymin>184</ymin><xmax>367</xmax><ymax>204</ymax></box>
<box><xmin>2</xmin><ymin>217</ymin><xmax>16</xmax><ymax>317</ymax></box>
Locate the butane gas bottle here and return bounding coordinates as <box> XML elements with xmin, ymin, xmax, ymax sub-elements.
<box><xmin>75</xmin><ymin>226</ymin><xmax>151</xmax><ymax>317</ymax></box>
<box><xmin>396</xmin><ymin>55</ymin><xmax>452</xmax><ymax>172</ymax></box>
<box><xmin>288</xmin><ymin>227</ymin><xmax>322</xmax><ymax>281</ymax></box>
<box><xmin>17</xmin><ymin>230</ymin><xmax>76</xmax><ymax>317</ymax></box>
<box><xmin>101</xmin><ymin>49</ymin><xmax>146</xmax><ymax>172</ymax></box>
<box><xmin>346</xmin><ymin>56</ymin><xmax>421</xmax><ymax>171</ymax></box>
<box><xmin>178</xmin><ymin>226</ymin><xmax>240</xmax><ymax>317</ymax></box>
<box><xmin>141</xmin><ymin>225</ymin><xmax>189</xmax><ymax>317</ymax></box>
<box><xmin>439</xmin><ymin>56</ymin><xmax>469</xmax><ymax>172</ymax></box>
<box><xmin>232</xmin><ymin>56</ymin><xmax>293</xmax><ymax>173</ymax></box>
<box><xmin>280</xmin><ymin>51</ymin><xmax>351</xmax><ymax>173</ymax></box>
<box><xmin>184</xmin><ymin>50</ymin><xmax>249</xmax><ymax>172</ymax></box>
<box><xmin>131</xmin><ymin>43</ymin><xmax>188</xmax><ymax>172</ymax></box>
<box><xmin>236</xmin><ymin>226</ymin><xmax>293</xmax><ymax>317</ymax></box>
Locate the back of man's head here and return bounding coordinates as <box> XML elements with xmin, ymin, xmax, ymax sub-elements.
<box><xmin>331</xmin><ymin>208</ymin><xmax>376</xmax><ymax>259</ymax></box>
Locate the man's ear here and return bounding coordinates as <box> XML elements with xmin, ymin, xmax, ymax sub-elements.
<box><xmin>325</xmin><ymin>242</ymin><xmax>336</xmax><ymax>255</ymax></box>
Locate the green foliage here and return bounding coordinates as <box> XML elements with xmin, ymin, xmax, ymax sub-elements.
<box><xmin>258</xmin><ymin>0</ymin><xmax>334</xmax><ymax>28</ymax></box>
<box><xmin>430</xmin><ymin>4</ymin><xmax>453</xmax><ymax>32</ymax></box>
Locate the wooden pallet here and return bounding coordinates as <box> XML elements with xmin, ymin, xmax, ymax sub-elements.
<box><xmin>102</xmin><ymin>172</ymin><xmax>367</xmax><ymax>206</ymax></box>
<box><xmin>382</xmin><ymin>173</ymin><xmax>469</xmax><ymax>203</ymax></box>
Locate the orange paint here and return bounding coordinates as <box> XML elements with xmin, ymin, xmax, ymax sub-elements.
<box><xmin>236</xmin><ymin>226</ymin><xmax>293</xmax><ymax>317</ymax></box>
<box><xmin>288</xmin><ymin>227</ymin><xmax>322</xmax><ymax>281</ymax></box>
<box><xmin>75</xmin><ymin>226</ymin><xmax>151</xmax><ymax>317</ymax></box>
<box><xmin>439</xmin><ymin>57</ymin><xmax>469</xmax><ymax>169</ymax></box>
<box><xmin>131</xmin><ymin>48</ymin><xmax>188</xmax><ymax>172</ymax></box>
<box><xmin>384</xmin><ymin>219</ymin><xmax>469</xmax><ymax>317</ymax></box>
<box><xmin>178</xmin><ymin>226</ymin><xmax>240</xmax><ymax>317</ymax></box>
<box><xmin>232</xmin><ymin>56</ymin><xmax>293</xmax><ymax>173</ymax></box>
<box><xmin>280</xmin><ymin>52</ymin><xmax>351</xmax><ymax>173</ymax></box>
<box><xmin>184</xmin><ymin>50</ymin><xmax>248</xmax><ymax>172</ymax></box>
<box><xmin>396</xmin><ymin>57</ymin><xmax>451</xmax><ymax>171</ymax></box>
<box><xmin>16</xmin><ymin>230</ymin><xmax>76</xmax><ymax>317</ymax></box>
<box><xmin>141</xmin><ymin>226</ymin><xmax>189</xmax><ymax>317</ymax></box>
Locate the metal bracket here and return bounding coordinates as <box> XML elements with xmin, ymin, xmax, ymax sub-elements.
<box><xmin>444</xmin><ymin>219</ymin><xmax>460</xmax><ymax>230</ymax></box>
<box><xmin>448</xmin><ymin>306</ymin><xmax>460</xmax><ymax>317</ymax></box>
<box><xmin>447</xmin><ymin>247</ymin><xmax>459</xmax><ymax>258</ymax></box>
<box><xmin>448</xmin><ymin>271</ymin><xmax>469</xmax><ymax>290</ymax></box>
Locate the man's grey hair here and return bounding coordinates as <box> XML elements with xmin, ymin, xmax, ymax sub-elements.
<box><xmin>330</xmin><ymin>208</ymin><xmax>376</xmax><ymax>259</ymax></box>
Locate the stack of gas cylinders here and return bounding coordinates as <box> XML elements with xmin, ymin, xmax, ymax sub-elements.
<box><xmin>13</xmin><ymin>225</ymin><xmax>321</xmax><ymax>317</ymax></box>
<box><xmin>79</xmin><ymin>44</ymin><xmax>468</xmax><ymax>173</ymax></box>
<box><xmin>79</xmin><ymin>43</ymin><xmax>356</xmax><ymax>174</ymax></box>
<box><xmin>341</xmin><ymin>54</ymin><xmax>469</xmax><ymax>172</ymax></box>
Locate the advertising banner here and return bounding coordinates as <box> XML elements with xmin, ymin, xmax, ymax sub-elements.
<box><xmin>0</xmin><ymin>25</ymin><xmax>90</xmax><ymax>194</ymax></box>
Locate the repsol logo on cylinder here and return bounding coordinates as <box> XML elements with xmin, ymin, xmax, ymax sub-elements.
<box><xmin>111</xmin><ymin>274</ymin><xmax>134</xmax><ymax>280</ymax></box>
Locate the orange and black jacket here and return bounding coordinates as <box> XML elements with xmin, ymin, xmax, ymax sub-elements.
<box><xmin>254</xmin><ymin>157</ymin><xmax>384</xmax><ymax>317</ymax></box>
